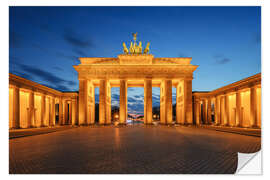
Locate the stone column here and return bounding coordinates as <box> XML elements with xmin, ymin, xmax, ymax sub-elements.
<box><xmin>199</xmin><ymin>101</ymin><xmax>202</xmax><ymax>125</ymax></box>
<box><xmin>220</xmin><ymin>96</ymin><xmax>224</xmax><ymax>125</ymax></box>
<box><xmin>176</xmin><ymin>81</ymin><xmax>182</xmax><ymax>124</ymax></box>
<box><xmin>202</xmin><ymin>99</ymin><xmax>207</xmax><ymax>124</ymax></box>
<box><xmin>144</xmin><ymin>78</ymin><xmax>152</xmax><ymax>125</ymax></box>
<box><xmin>235</xmin><ymin>91</ymin><xmax>241</xmax><ymax>127</ymax></box>
<box><xmin>184</xmin><ymin>80</ymin><xmax>193</xmax><ymax>124</ymax></box>
<box><xmin>224</xmin><ymin>94</ymin><xmax>229</xmax><ymax>126</ymax></box>
<box><xmin>161</xmin><ymin>79</ymin><xmax>172</xmax><ymax>124</ymax></box>
<box><xmin>79</xmin><ymin>80</ymin><xmax>86</xmax><ymax>125</ymax></box>
<box><xmin>215</xmin><ymin>96</ymin><xmax>220</xmax><ymax>125</ymax></box>
<box><xmin>59</xmin><ymin>97</ymin><xmax>63</xmax><ymax>125</ymax></box>
<box><xmin>51</xmin><ymin>97</ymin><xmax>55</xmax><ymax>126</ymax></box>
<box><xmin>119</xmin><ymin>79</ymin><xmax>127</xmax><ymax>124</ymax></box>
<box><xmin>207</xmin><ymin>98</ymin><xmax>212</xmax><ymax>124</ymax></box>
<box><xmin>106</xmin><ymin>81</ymin><xmax>111</xmax><ymax>125</ymax></box>
<box><xmin>63</xmin><ymin>100</ymin><xmax>67</xmax><ymax>125</ymax></box>
<box><xmin>99</xmin><ymin>79</ymin><xmax>107</xmax><ymax>125</ymax></box>
<box><xmin>28</xmin><ymin>90</ymin><xmax>35</xmax><ymax>128</ymax></box>
<box><xmin>41</xmin><ymin>93</ymin><xmax>46</xmax><ymax>127</ymax></box>
<box><xmin>13</xmin><ymin>86</ymin><xmax>20</xmax><ymax>129</ymax></box>
<box><xmin>71</xmin><ymin>99</ymin><xmax>76</xmax><ymax>125</ymax></box>
<box><xmin>160</xmin><ymin>81</ymin><xmax>166</xmax><ymax>124</ymax></box>
<box><xmin>195</xmin><ymin>99</ymin><xmax>200</xmax><ymax>125</ymax></box>
<box><xmin>69</xmin><ymin>101</ymin><xmax>72</xmax><ymax>125</ymax></box>
<box><xmin>88</xmin><ymin>80</ymin><xmax>95</xmax><ymax>125</ymax></box>
<box><xmin>250</xmin><ymin>86</ymin><xmax>258</xmax><ymax>127</ymax></box>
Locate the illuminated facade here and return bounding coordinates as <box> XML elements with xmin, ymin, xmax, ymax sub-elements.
<box><xmin>74</xmin><ymin>54</ymin><xmax>197</xmax><ymax>125</ymax></box>
<box><xmin>9</xmin><ymin>70</ymin><xmax>261</xmax><ymax>129</ymax></box>
<box><xmin>9</xmin><ymin>74</ymin><xmax>78</xmax><ymax>129</ymax></box>
<box><xmin>193</xmin><ymin>73</ymin><xmax>261</xmax><ymax>128</ymax></box>
<box><xmin>8</xmin><ymin>34</ymin><xmax>261</xmax><ymax>129</ymax></box>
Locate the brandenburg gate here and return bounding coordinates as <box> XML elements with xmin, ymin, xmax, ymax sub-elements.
<box><xmin>74</xmin><ymin>33</ymin><xmax>198</xmax><ymax>125</ymax></box>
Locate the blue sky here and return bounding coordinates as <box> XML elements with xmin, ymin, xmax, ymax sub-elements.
<box><xmin>9</xmin><ymin>6</ymin><xmax>261</xmax><ymax>114</ymax></box>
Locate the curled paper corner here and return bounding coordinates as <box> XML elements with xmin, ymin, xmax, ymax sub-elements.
<box><xmin>236</xmin><ymin>150</ymin><xmax>262</xmax><ymax>175</ymax></box>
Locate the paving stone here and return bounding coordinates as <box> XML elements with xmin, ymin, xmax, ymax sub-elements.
<box><xmin>9</xmin><ymin>125</ymin><xmax>261</xmax><ymax>174</ymax></box>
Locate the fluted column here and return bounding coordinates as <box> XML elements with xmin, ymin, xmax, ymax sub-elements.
<box><xmin>160</xmin><ymin>79</ymin><xmax>172</xmax><ymax>124</ymax></box>
<box><xmin>184</xmin><ymin>79</ymin><xmax>193</xmax><ymax>124</ymax></box>
<box><xmin>99</xmin><ymin>79</ymin><xmax>106</xmax><ymax>125</ymax></box>
<box><xmin>220</xmin><ymin>95</ymin><xmax>225</xmax><ymax>125</ymax></box>
<box><xmin>176</xmin><ymin>81</ymin><xmax>183</xmax><ymax>124</ymax></box>
<box><xmin>215</xmin><ymin>96</ymin><xmax>220</xmax><ymax>125</ymax></box>
<box><xmin>250</xmin><ymin>86</ymin><xmax>258</xmax><ymax>127</ymax></box>
<box><xmin>41</xmin><ymin>93</ymin><xmax>46</xmax><ymax>127</ymax></box>
<box><xmin>28</xmin><ymin>90</ymin><xmax>35</xmax><ymax>128</ymax></box>
<box><xmin>144</xmin><ymin>78</ymin><xmax>152</xmax><ymax>125</ymax></box>
<box><xmin>51</xmin><ymin>97</ymin><xmax>55</xmax><ymax>126</ymax></box>
<box><xmin>106</xmin><ymin>81</ymin><xmax>111</xmax><ymax>125</ymax></box>
<box><xmin>88</xmin><ymin>80</ymin><xmax>95</xmax><ymax>125</ymax></box>
<box><xmin>235</xmin><ymin>91</ymin><xmax>241</xmax><ymax>127</ymax></box>
<box><xmin>195</xmin><ymin>99</ymin><xmax>200</xmax><ymax>125</ymax></box>
<box><xmin>71</xmin><ymin>99</ymin><xmax>76</xmax><ymax>125</ymax></box>
<box><xmin>199</xmin><ymin>101</ymin><xmax>202</xmax><ymax>124</ymax></box>
<box><xmin>63</xmin><ymin>100</ymin><xmax>67</xmax><ymax>125</ymax></box>
<box><xmin>79</xmin><ymin>79</ymin><xmax>86</xmax><ymax>125</ymax></box>
<box><xmin>68</xmin><ymin>101</ymin><xmax>72</xmax><ymax>125</ymax></box>
<box><xmin>202</xmin><ymin>99</ymin><xmax>207</xmax><ymax>124</ymax></box>
<box><xmin>224</xmin><ymin>94</ymin><xmax>229</xmax><ymax>126</ymax></box>
<box><xmin>207</xmin><ymin>98</ymin><xmax>212</xmax><ymax>124</ymax></box>
<box><xmin>13</xmin><ymin>86</ymin><xmax>20</xmax><ymax>129</ymax></box>
<box><xmin>119</xmin><ymin>79</ymin><xmax>127</xmax><ymax>124</ymax></box>
<box><xmin>59</xmin><ymin>97</ymin><xmax>63</xmax><ymax>125</ymax></box>
<box><xmin>160</xmin><ymin>81</ymin><xmax>165</xmax><ymax>124</ymax></box>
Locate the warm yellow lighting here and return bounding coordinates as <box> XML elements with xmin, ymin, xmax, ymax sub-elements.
<box><xmin>115</xmin><ymin>114</ymin><xmax>119</xmax><ymax>119</ymax></box>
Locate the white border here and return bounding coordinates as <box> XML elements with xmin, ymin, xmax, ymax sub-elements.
<box><xmin>2</xmin><ymin>0</ymin><xmax>269</xmax><ymax>179</ymax></box>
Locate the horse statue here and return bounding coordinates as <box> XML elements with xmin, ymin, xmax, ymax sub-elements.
<box><xmin>138</xmin><ymin>41</ymin><xmax>142</xmax><ymax>54</ymax></box>
<box><xmin>123</xmin><ymin>42</ymin><xmax>129</xmax><ymax>54</ymax></box>
<box><xmin>143</xmin><ymin>42</ymin><xmax>150</xmax><ymax>54</ymax></box>
<box><xmin>129</xmin><ymin>41</ymin><xmax>135</xmax><ymax>54</ymax></box>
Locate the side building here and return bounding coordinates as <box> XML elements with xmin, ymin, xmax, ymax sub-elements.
<box><xmin>193</xmin><ymin>73</ymin><xmax>261</xmax><ymax>128</ymax></box>
<box><xmin>9</xmin><ymin>73</ymin><xmax>78</xmax><ymax>129</ymax></box>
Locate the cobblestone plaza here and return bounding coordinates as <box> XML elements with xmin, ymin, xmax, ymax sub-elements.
<box><xmin>9</xmin><ymin>126</ymin><xmax>261</xmax><ymax>174</ymax></box>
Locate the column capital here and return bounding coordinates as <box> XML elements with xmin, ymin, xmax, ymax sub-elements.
<box><xmin>13</xmin><ymin>85</ymin><xmax>20</xmax><ymax>90</ymax></box>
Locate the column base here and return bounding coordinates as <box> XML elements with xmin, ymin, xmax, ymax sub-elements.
<box><xmin>144</xmin><ymin>123</ymin><xmax>154</xmax><ymax>125</ymax></box>
<box><xmin>251</xmin><ymin>125</ymin><xmax>260</xmax><ymax>129</ymax></box>
<box><xmin>116</xmin><ymin>123</ymin><xmax>127</xmax><ymax>127</ymax></box>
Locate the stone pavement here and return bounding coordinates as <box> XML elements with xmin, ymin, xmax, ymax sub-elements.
<box><xmin>9</xmin><ymin>126</ymin><xmax>76</xmax><ymax>139</ymax></box>
<box><xmin>198</xmin><ymin>125</ymin><xmax>261</xmax><ymax>137</ymax></box>
<box><xmin>9</xmin><ymin>125</ymin><xmax>261</xmax><ymax>174</ymax></box>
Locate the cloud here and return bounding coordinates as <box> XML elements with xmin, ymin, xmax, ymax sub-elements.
<box><xmin>31</xmin><ymin>43</ymin><xmax>80</xmax><ymax>63</ymax></box>
<box><xmin>11</xmin><ymin>62</ymin><xmax>76</xmax><ymax>91</ymax></box>
<box><xmin>213</xmin><ymin>54</ymin><xmax>231</xmax><ymax>65</ymax></box>
<box><xmin>111</xmin><ymin>94</ymin><xmax>120</xmax><ymax>100</ymax></box>
<box><xmin>52</xmin><ymin>66</ymin><xmax>64</xmax><ymax>71</ymax></box>
<box><xmin>73</xmin><ymin>49</ymin><xmax>88</xmax><ymax>57</ymax></box>
<box><xmin>63</xmin><ymin>29</ymin><xmax>93</xmax><ymax>48</ymax></box>
<box><xmin>216</xmin><ymin>58</ymin><xmax>231</xmax><ymax>65</ymax></box>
